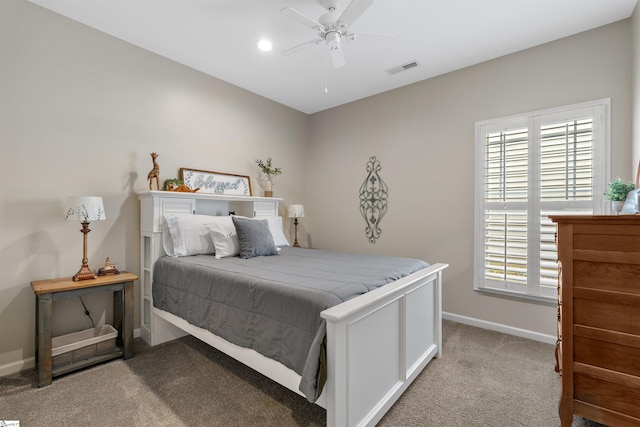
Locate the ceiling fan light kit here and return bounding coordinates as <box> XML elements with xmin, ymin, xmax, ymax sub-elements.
<box><xmin>325</xmin><ymin>30</ymin><xmax>341</xmax><ymax>49</ymax></box>
<box><xmin>280</xmin><ymin>0</ymin><xmax>384</xmax><ymax>69</ymax></box>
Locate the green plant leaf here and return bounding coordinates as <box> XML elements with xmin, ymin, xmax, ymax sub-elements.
<box><xmin>604</xmin><ymin>177</ymin><xmax>635</xmax><ymax>201</ymax></box>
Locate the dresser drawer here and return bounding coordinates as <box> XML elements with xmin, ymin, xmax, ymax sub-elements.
<box><xmin>574</xmin><ymin>372</ymin><xmax>640</xmax><ymax>419</ymax></box>
<box><xmin>574</xmin><ymin>295</ymin><xmax>640</xmax><ymax>336</ymax></box>
<box><xmin>574</xmin><ymin>335</ymin><xmax>640</xmax><ymax>377</ymax></box>
<box><xmin>573</xmin><ymin>261</ymin><xmax>640</xmax><ymax>294</ymax></box>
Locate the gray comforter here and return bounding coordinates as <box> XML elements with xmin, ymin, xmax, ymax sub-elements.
<box><xmin>152</xmin><ymin>246</ymin><xmax>428</xmax><ymax>402</ymax></box>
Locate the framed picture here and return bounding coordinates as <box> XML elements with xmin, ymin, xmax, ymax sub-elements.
<box><xmin>622</xmin><ymin>160</ymin><xmax>640</xmax><ymax>214</ymax></box>
<box><xmin>179</xmin><ymin>168</ymin><xmax>252</xmax><ymax>196</ymax></box>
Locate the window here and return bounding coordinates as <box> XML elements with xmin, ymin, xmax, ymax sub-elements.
<box><xmin>474</xmin><ymin>99</ymin><xmax>610</xmax><ymax>301</ymax></box>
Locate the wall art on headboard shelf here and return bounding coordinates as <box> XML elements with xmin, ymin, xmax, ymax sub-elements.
<box><xmin>359</xmin><ymin>156</ymin><xmax>388</xmax><ymax>243</ymax></box>
<box><xmin>179</xmin><ymin>168</ymin><xmax>252</xmax><ymax>196</ymax></box>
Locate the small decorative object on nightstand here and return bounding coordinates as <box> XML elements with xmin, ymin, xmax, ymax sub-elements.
<box><xmin>97</xmin><ymin>257</ymin><xmax>120</xmax><ymax>276</ymax></box>
<box><xmin>64</xmin><ymin>196</ymin><xmax>106</xmax><ymax>281</ymax></box>
<box><xmin>288</xmin><ymin>204</ymin><xmax>305</xmax><ymax>247</ymax></box>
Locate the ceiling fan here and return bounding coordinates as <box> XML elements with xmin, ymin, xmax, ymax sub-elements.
<box><xmin>280</xmin><ymin>0</ymin><xmax>391</xmax><ymax>69</ymax></box>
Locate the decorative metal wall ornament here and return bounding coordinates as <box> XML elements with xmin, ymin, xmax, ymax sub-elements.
<box><xmin>359</xmin><ymin>156</ymin><xmax>388</xmax><ymax>243</ymax></box>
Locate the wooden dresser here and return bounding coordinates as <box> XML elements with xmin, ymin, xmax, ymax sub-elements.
<box><xmin>550</xmin><ymin>215</ymin><xmax>640</xmax><ymax>427</ymax></box>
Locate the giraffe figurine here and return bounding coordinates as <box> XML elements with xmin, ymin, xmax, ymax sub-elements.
<box><xmin>147</xmin><ymin>152</ymin><xmax>160</xmax><ymax>190</ymax></box>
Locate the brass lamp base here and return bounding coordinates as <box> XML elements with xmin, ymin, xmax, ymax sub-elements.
<box><xmin>73</xmin><ymin>220</ymin><xmax>97</xmax><ymax>281</ymax></box>
<box><xmin>73</xmin><ymin>258</ymin><xmax>96</xmax><ymax>281</ymax></box>
<box><xmin>292</xmin><ymin>217</ymin><xmax>300</xmax><ymax>247</ymax></box>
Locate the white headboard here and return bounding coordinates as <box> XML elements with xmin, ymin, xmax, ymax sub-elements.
<box><xmin>138</xmin><ymin>190</ymin><xmax>282</xmax><ymax>345</ymax></box>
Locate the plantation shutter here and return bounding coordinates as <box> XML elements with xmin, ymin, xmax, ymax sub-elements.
<box><xmin>483</xmin><ymin>122</ymin><xmax>529</xmax><ymax>294</ymax></box>
<box><xmin>538</xmin><ymin>114</ymin><xmax>595</xmax><ymax>297</ymax></box>
<box><xmin>475</xmin><ymin>100</ymin><xmax>607</xmax><ymax>301</ymax></box>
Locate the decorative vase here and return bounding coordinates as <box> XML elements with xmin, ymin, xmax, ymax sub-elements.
<box><xmin>264</xmin><ymin>176</ymin><xmax>273</xmax><ymax>197</ymax></box>
<box><xmin>611</xmin><ymin>200</ymin><xmax>625</xmax><ymax>215</ymax></box>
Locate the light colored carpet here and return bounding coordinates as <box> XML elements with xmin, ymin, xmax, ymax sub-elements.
<box><xmin>0</xmin><ymin>320</ymin><xmax>605</xmax><ymax>426</ymax></box>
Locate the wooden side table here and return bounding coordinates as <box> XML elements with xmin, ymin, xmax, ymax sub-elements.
<box><xmin>31</xmin><ymin>272</ymin><xmax>137</xmax><ymax>387</ymax></box>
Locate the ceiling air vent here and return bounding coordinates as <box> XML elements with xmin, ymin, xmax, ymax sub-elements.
<box><xmin>385</xmin><ymin>60</ymin><xmax>420</xmax><ymax>76</ymax></box>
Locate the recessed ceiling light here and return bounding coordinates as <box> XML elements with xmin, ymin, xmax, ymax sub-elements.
<box><xmin>257</xmin><ymin>40</ymin><xmax>273</xmax><ymax>52</ymax></box>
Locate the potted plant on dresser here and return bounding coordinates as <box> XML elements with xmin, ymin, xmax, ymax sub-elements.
<box><xmin>604</xmin><ymin>177</ymin><xmax>635</xmax><ymax>214</ymax></box>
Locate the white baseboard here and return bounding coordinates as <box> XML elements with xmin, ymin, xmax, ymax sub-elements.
<box><xmin>0</xmin><ymin>357</ymin><xmax>35</xmax><ymax>378</ymax></box>
<box><xmin>0</xmin><ymin>328</ymin><xmax>143</xmax><ymax>378</ymax></box>
<box><xmin>443</xmin><ymin>312</ymin><xmax>556</xmax><ymax>345</ymax></box>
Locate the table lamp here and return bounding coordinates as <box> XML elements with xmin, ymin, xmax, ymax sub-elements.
<box><xmin>287</xmin><ymin>204</ymin><xmax>305</xmax><ymax>248</ymax></box>
<box><xmin>64</xmin><ymin>196</ymin><xmax>106</xmax><ymax>281</ymax></box>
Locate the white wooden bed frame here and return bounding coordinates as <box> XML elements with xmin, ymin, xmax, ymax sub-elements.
<box><xmin>139</xmin><ymin>191</ymin><xmax>447</xmax><ymax>427</ymax></box>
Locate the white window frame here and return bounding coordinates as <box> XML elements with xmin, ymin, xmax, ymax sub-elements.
<box><xmin>474</xmin><ymin>98</ymin><xmax>610</xmax><ymax>303</ymax></box>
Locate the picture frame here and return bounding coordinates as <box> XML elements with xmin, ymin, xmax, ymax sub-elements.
<box><xmin>622</xmin><ymin>160</ymin><xmax>640</xmax><ymax>214</ymax></box>
<box><xmin>179</xmin><ymin>168</ymin><xmax>252</xmax><ymax>196</ymax></box>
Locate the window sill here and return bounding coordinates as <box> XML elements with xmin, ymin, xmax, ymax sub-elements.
<box><xmin>474</xmin><ymin>287</ymin><xmax>557</xmax><ymax>306</ymax></box>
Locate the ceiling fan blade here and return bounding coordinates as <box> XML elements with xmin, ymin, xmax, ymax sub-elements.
<box><xmin>329</xmin><ymin>45</ymin><xmax>346</xmax><ymax>69</ymax></box>
<box><xmin>280</xmin><ymin>7</ymin><xmax>322</xmax><ymax>30</ymax></box>
<box><xmin>337</xmin><ymin>0</ymin><xmax>373</xmax><ymax>27</ymax></box>
<box><xmin>282</xmin><ymin>39</ymin><xmax>323</xmax><ymax>56</ymax></box>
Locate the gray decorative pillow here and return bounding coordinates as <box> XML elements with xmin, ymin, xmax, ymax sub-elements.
<box><xmin>232</xmin><ymin>216</ymin><xmax>279</xmax><ymax>259</ymax></box>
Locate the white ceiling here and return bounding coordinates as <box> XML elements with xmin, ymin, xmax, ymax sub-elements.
<box><xmin>29</xmin><ymin>0</ymin><xmax>637</xmax><ymax>114</ymax></box>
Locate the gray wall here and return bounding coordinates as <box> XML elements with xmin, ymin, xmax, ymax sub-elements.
<box><xmin>307</xmin><ymin>20</ymin><xmax>633</xmax><ymax>338</ymax></box>
<box><xmin>0</xmin><ymin>0</ymin><xmax>309</xmax><ymax>374</ymax></box>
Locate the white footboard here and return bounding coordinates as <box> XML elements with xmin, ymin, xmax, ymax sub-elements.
<box><xmin>321</xmin><ymin>263</ymin><xmax>447</xmax><ymax>427</ymax></box>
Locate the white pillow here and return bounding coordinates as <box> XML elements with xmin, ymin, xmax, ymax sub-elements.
<box><xmin>206</xmin><ymin>216</ymin><xmax>240</xmax><ymax>259</ymax></box>
<box><xmin>164</xmin><ymin>214</ymin><xmax>222</xmax><ymax>257</ymax></box>
<box><xmin>263</xmin><ymin>216</ymin><xmax>289</xmax><ymax>247</ymax></box>
<box><xmin>162</xmin><ymin>221</ymin><xmax>176</xmax><ymax>257</ymax></box>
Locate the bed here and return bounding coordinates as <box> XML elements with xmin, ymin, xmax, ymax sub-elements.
<box><xmin>139</xmin><ymin>191</ymin><xmax>448</xmax><ymax>427</ymax></box>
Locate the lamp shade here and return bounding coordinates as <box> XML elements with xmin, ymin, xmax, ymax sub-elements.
<box><xmin>64</xmin><ymin>196</ymin><xmax>106</xmax><ymax>221</ymax></box>
<box><xmin>288</xmin><ymin>204</ymin><xmax>305</xmax><ymax>218</ymax></box>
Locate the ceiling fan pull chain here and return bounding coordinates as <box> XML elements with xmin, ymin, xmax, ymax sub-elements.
<box><xmin>324</xmin><ymin>49</ymin><xmax>329</xmax><ymax>93</ymax></box>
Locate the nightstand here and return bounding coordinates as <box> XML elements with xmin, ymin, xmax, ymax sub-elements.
<box><xmin>31</xmin><ymin>272</ymin><xmax>137</xmax><ymax>387</ymax></box>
